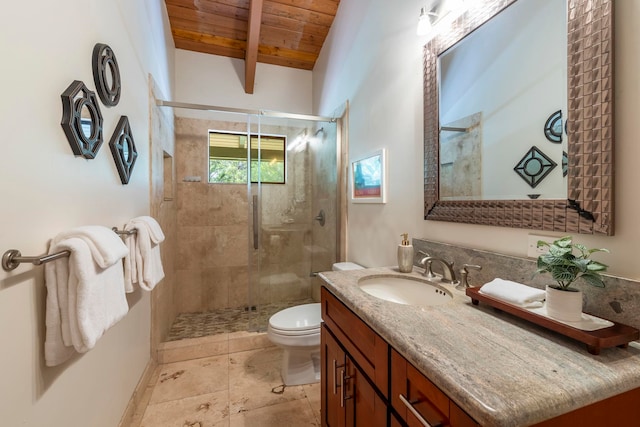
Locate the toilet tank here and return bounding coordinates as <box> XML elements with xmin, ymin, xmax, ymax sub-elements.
<box><xmin>332</xmin><ymin>262</ymin><xmax>363</xmax><ymax>271</ymax></box>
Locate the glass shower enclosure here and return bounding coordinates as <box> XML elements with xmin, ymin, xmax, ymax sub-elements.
<box><xmin>166</xmin><ymin>101</ymin><xmax>339</xmax><ymax>339</ymax></box>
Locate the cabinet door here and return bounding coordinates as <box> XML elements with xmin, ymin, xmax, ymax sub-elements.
<box><xmin>322</xmin><ymin>325</ymin><xmax>347</xmax><ymax>427</ymax></box>
<box><xmin>321</xmin><ymin>287</ymin><xmax>389</xmax><ymax>396</ymax></box>
<box><xmin>347</xmin><ymin>357</ymin><xmax>387</xmax><ymax>427</ymax></box>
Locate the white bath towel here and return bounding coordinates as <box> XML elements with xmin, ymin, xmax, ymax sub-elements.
<box><xmin>44</xmin><ymin>226</ymin><xmax>129</xmax><ymax>366</ymax></box>
<box><xmin>479</xmin><ymin>278</ymin><xmax>546</xmax><ymax>308</ymax></box>
<box><xmin>123</xmin><ymin>216</ymin><xmax>165</xmax><ymax>292</ymax></box>
<box><xmin>53</xmin><ymin>226</ymin><xmax>130</xmax><ymax>268</ymax></box>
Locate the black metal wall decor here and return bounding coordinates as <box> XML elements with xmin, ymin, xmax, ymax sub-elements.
<box><xmin>60</xmin><ymin>80</ymin><xmax>104</xmax><ymax>159</ymax></box>
<box><xmin>562</xmin><ymin>151</ymin><xmax>568</xmax><ymax>177</ymax></box>
<box><xmin>92</xmin><ymin>43</ymin><xmax>121</xmax><ymax>107</ymax></box>
<box><xmin>513</xmin><ymin>146</ymin><xmax>557</xmax><ymax>188</ymax></box>
<box><xmin>544</xmin><ymin>110</ymin><xmax>563</xmax><ymax>143</ymax></box>
<box><xmin>109</xmin><ymin>116</ymin><xmax>138</xmax><ymax>184</ymax></box>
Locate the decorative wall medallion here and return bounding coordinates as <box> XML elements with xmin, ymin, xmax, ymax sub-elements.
<box><xmin>109</xmin><ymin>116</ymin><xmax>138</xmax><ymax>184</ymax></box>
<box><xmin>92</xmin><ymin>43</ymin><xmax>121</xmax><ymax>107</ymax></box>
<box><xmin>544</xmin><ymin>110</ymin><xmax>563</xmax><ymax>143</ymax></box>
<box><xmin>60</xmin><ymin>80</ymin><xmax>104</xmax><ymax>158</ymax></box>
<box><xmin>513</xmin><ymin>146</ymin><xmax>557</xmax><ymax>188</ymax></box>
<box><xmin>562</xmin><ymin>151</ymin><xmax>568</xmax><ymax>177</ymax></box>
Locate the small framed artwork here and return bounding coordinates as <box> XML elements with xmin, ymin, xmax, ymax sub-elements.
<box><xmin>350</xmin><ymin>148</ymin><xmax>387</xmax><ymax>203</ymax></box>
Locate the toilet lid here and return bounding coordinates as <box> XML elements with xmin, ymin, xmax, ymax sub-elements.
<box><xmin>269</xmin><ymin>303</ymin><xmax>321</xmax><ymax>332</ymax></box>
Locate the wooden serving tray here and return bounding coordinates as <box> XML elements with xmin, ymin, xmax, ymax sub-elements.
<box><xmin>466</xmin><ymin>287</ymin><xmax>639</xmax><ymax>355</ymax></box>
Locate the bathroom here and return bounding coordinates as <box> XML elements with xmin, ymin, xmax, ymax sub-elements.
<box><xmin>2</xmin><ymin>0</ymin><xmax>640</xmax><ymax>426</ymax></box>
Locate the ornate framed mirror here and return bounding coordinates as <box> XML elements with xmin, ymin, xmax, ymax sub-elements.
<box><xmin>423</xmin><ymin>0</ymin><xmax>614</xmax><ymax>235</ymax></box>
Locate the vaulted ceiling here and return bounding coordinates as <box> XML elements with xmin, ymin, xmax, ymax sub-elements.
<box><xmin>165</xmin><ymin>0</ymin><xmax>341</xmax><ymax>93</ymax></box>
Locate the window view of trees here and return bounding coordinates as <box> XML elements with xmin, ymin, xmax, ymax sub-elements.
<box><xmin>208</xmin><ymin>159</ymin><xmax>247</xmax><ymax>183</ymax></box>
<box><xmin>208</xmin><ymin>132</ymin><xmax>285</xmax><ymax>184</ymax></box>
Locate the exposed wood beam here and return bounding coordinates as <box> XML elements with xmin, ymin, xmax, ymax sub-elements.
<box><xmin>245</xmin><ymin>0</ymin><xmax>264</xmax><ymax>94</ymax></box>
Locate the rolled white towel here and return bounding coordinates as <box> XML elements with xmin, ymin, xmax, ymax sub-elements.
<box><xmin>479</xmin><ymin>278</ymin><xmax>546</xmax><ymax>308</ymax></box>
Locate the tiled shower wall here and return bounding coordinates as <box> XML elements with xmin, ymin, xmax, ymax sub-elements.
<box><xmin>149</xmin><ymin>80</ymin><xmax>178</xmax><ymax>349</ymax></box>
<box><xmin>173</xmin><ymin>117</ymin><xmax>336</xmax><ymax>315</ymax></box>
<box><xmin>174</xmin><ymin>117</ymin><xmax>250</xmax><ymax>314</ymax></box>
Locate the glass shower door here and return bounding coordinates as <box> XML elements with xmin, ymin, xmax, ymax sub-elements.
<box><xmin>247</xmin><ymin>116</ymin><xmax>338</xmax><ymax>332</ymax></box>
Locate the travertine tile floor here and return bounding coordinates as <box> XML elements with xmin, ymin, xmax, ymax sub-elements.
<box><xmin>134</xmin><ymin>344</ymin><xmax>320</xmax><ymax>426</ymax></box>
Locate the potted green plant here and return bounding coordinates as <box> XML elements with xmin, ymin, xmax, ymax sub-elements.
<box><xmin>536</xmin><ymin>236</ymin><xmax>609</xmax><ymax>321</ymax></box>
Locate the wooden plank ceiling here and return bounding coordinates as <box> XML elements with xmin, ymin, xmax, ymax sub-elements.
<box><xmin>165</xmin><ymin>0</ymin><xmax>341</xmax><ymax>93</ymax></box>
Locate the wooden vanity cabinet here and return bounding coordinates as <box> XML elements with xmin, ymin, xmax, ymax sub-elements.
<box><xmin>322</xmin><ymin>285</ymin><xmax>640</xmax><ymax>426</ymax></box>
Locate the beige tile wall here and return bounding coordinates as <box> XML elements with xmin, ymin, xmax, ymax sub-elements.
<box><xmin>174</xmin><ymin>117</ymin><xmax>250</xmax><ymax>314</ymax></box>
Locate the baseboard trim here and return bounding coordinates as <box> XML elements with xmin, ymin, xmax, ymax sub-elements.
<box><xmin>117</xmin><ymin>358</ymin><xmax>159</xmax><ymax>427</ymax></box>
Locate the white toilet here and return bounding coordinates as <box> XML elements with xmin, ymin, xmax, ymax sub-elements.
<box><xmin>267</xmin><ymin>262</ymin><xmax>363</xmax><ymax>385</ymax></box>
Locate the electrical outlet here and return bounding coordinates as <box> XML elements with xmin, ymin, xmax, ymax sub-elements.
<box><xmin>527</xmin><ymin>234</ymin><xmax>556</xmax><ymax>258</ymax></box>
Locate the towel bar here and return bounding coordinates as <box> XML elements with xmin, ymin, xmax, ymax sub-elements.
<box><xmin>2</xmin><ymin>227</ymin><xmax>137</xmax><ymax>271</ymax></box>
<box><xmin>2</xmin><ymin>249</ymin><xmax>71</xmax><ymax>271</ymax></box>
<box><xmin>111</xmin><ymin>227</ymin><xmax>137</xmax><ymax>236</ymax></box>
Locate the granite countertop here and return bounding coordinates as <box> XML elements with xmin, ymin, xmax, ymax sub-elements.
<box><xmin>319</xmin><ymin>267</ymin><xmax>640</xmax><ymax>427</ymax></box>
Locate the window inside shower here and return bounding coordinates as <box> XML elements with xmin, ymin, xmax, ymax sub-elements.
<box><xmin>208</xmin><ymin>131</ymin><xmax>287</xmax><ymax>184</ymax></box>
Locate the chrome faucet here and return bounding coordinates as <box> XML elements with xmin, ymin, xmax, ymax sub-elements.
<box><xmin>418</xmin><ymin>252</ymin><xmax>458</xmax><ymax>285</ymax></box>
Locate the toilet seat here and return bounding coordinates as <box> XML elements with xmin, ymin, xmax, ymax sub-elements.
<box><xmin>268</xmin><ymin>303</ymin><xmax>321</xmax><ymax>334</ymax></box>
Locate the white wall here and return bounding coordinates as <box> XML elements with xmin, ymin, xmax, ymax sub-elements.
<box><xmin>0</xmin><ymin>0</ymin><xmax>174</xmax><ymax>425</ymax></box>
<box><xmin>314</xmin><ymin>0</ymin><xmax>640</xmax><ymax>281</ymax></box>
<box><xmin>174</xmin><ymin>49</ymin><xmax>313</xmax><ymax>119</ymax></box>
<box><xmin>313</xmin><ymin>0</ymin><xmax>426</xmax><ymax>269</ymax></box>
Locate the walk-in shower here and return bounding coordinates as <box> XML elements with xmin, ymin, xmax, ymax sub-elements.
<box><xmin>155</xmin><ymin>101</ymin><xmax>343</xmax><ymax>342</ymax></box>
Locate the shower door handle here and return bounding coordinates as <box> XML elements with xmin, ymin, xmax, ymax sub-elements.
<box><xmin>253</xmin><ymin>195</ymin><xmax>259</xmax><ymax>250</ymax></box>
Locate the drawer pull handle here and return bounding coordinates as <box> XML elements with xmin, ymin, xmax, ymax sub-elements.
<box><xmin>340</xmin><ymin>370</ymin><xmax>352</xmax><ymax>408</ymax></box>
<box><xmin>399</xmin><ymin>394</ymin><xmax>437</xmax><ymax>427</ymax></box>
<box><xmin>332</xmin><ymin>360</ymin><xmax>345</xmax><ymax>395</ymax></box>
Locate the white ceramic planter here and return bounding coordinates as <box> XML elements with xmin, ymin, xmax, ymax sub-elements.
<box><xmin>545</xmin><ymin>285</ymin><xmax>583</xmax><ymax>322</ymax></box>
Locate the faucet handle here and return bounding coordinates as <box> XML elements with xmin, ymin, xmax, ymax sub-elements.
<box><xmin>416</xmin><ymin>250</ymin><xmax>430</xmax><ymax>266</ymax></box>
<box><xmin>457</xmin><ymin>264</ymin><xmax>482</xmax><ymax>290</ymax></box>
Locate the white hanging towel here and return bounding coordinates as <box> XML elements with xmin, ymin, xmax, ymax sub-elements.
<box><xmin>44</xmin><ymin>226</ymin><xmax>129</xmax><ymax>366</ymax></box>
<box><xmin>123</xmin><ymin>216</ymin><xmax>165</xmax><ymax>292</ymax></box>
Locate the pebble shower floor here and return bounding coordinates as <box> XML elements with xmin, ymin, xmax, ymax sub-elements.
<box><xmin>166</xmin><ymin>298</ymin><xmax>315</xmax><ymax>341</ymax></box>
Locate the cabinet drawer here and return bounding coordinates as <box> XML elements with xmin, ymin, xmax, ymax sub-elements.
<box><xmin>321</xmin><ymin>286</ymin><xmax>389</xmax><ymax>397</ymax></box>
<box><xmin>391</xmin><ymin>349</ymin><xmax>448</xmax><ymax>426</ymax></box>
<box><xmin>391</xmin><ymin>349</ymin><xmax>479</xmax><ymax>427</ymax></box>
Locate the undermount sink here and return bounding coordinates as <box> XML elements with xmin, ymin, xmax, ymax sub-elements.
<box><xmin>358</xmin><ymin>275</ymin><xmax>453</xmax><ymax>306</ymax></box>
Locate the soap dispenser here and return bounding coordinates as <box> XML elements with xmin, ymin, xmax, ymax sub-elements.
<box><xmin>397</xmin><ymin>233</ymin><xmax>414</xmax><ymax>273</ymax></box>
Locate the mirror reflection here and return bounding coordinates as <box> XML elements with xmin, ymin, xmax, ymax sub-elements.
<box><xmin>80</xmin><ymin>104</ymin><xmax>94</xmax><ymax>139</ymax></box>
<box><xmin>122</xmin><ymin>135</ymin><xmax>131</xmax><ymax>163</ymax></box>
<box><xmin>438</xmin><ymin>0</ymin><xmax>566</xmax><ymax>200</ymax></box>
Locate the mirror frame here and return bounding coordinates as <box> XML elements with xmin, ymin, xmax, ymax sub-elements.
<box><xmin>424</xmin><ymin>0</ymin><xmax>614</xmax><ymax>235</ymax></box>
